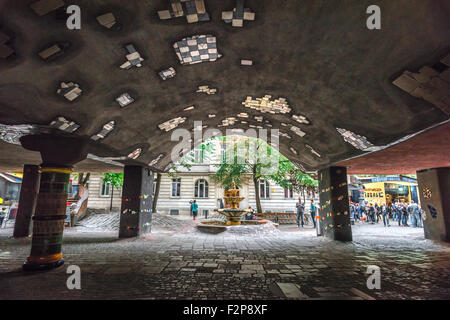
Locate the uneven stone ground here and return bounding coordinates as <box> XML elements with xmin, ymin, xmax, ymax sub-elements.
<box><xmin>0</xmin><ymin>215</ymin><xmax>449</xmax><ymax>300</ymax></box>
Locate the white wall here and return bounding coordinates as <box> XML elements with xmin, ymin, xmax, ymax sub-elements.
<box><xmin>156</xmin><ymin>173</ymin><xmax>318</xmax><ymax>215</ymax></box>
<box><xmin>85</xmin><ymin>174</ymin><xmax>122</xmax><ymax>210</ymax></box>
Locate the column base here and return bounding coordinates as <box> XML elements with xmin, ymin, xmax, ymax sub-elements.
<box><xmin>23</xmin><ymin>253</ymin><xmax>65</xmax><ymax>271</ymax></box>
<box><xmin>23</xmin><ymin>258</ymin><xmax>64</xmax><ymax>271</ymax></box>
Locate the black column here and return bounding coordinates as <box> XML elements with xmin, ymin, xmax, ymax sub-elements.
<box><xmin>20</xmin><ymin>134</ymin><xmax>89</xmax><ymax>271</ymax></box>
<box><xmin>119</xmin><ymin>166</ymin><xmax>153</xmax><ymax>238</ymax></box>
<box><xmin>318</xmin><ymin>166</ymin><xmax>352</xmax><ymax>241</ymax></box>
<box><xmin>13</xmin><ymin>165</ymin><xmax>40</xmax><ymax>238</ymax></box>
<box><xmin>417</xmin><ymin>167</ymin><xmax>450</xmax><ymax>242</ymax></box>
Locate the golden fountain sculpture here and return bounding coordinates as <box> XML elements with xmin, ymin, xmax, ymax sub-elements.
<box><xmin>218</xmin><ymin>181</ymin><xmax>252</xmax><ymax>225</ymax></box>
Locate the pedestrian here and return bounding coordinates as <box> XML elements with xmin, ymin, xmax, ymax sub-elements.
<box><xmin>296</xmin><ymin>197</ymin><xmax>305</xmax><ymax>228</ymax></box>
<box><xmin>310</xmin><ymin>199</ymin><xmax>317</xmax><ymax>228</ymax></box>
<box><xmin>192</xmin><ymin>200</ymin><xmax>198</xmax><ymax>221</ymax></box>
<box><xmin>368</xmin><ymin>203</ymin><xmax>376</xmax><ymax>224</ymax></box>
<box><xmin>401</xmin><ymin>204</ymin><xmax>409</xmax><ymax>227</ymax></box>
<box><xmin>357</xmin><ymin>203</ymin><xmax>364</xmax><ymax>221</ymax></box>
<box><xmin>382</xmin><ymin>203</ymin><xmax>390</xmax><ymax>227</ymax></box>
<box><xmin>375</xmin><ymin>203</ymin><xmax>381</xmax><ymax>223</ymax></box>
<box><xmin>246</xmin><ymin>206</ymin><xmax>255</xmax><ymax>220</ymax></box>
<box><xmin>349</xmin><ymin>201</ymin><xmax>356</xmax><ymax>225</ymax></box>
<box><xmin>0</xmin><ymin>207</ymin><xmax>6</xmax><ymax>228</ymax></box>
<box><xmin>407</xmin><ymin>201</ymin><xmax>422</xmax><ymax>228</ymax></box>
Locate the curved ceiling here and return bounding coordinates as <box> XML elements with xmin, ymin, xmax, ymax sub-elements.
<box><xmin>0</xmin><ymin>0</ymin><xmax>449</xmax><ymax>172</ymax></box>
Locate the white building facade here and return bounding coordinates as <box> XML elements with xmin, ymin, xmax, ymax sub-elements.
<box><xmin>156</xmin><ymin>138</ymin><xmax>318</xmax><ymax>216</ymax></box>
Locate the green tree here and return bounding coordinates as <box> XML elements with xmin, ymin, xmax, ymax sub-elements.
<box><xmin>270</xmin><ymin>160</ymin><xmax>318</xmax><ymax>201</ymax></box>
<box><xmin>103</xmin><ymin>173</ymin><xmax>124</xmax><ymax>212</ymax></box>
<box><xmin>211</xmin><ymin>137</ymin><xmax>282</xmax><ymax>213</ymax></box>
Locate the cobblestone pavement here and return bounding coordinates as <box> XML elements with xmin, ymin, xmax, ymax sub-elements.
<box><xmin>0</xmin><ymin>216</ymin><xmax>449</xmax><ymax>300</ymax></box>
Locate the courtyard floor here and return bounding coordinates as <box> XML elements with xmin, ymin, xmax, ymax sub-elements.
<box><xmin>0</xmin><ymin>215</ymin><xmax>449</xmax><ymax>300</ymax></box>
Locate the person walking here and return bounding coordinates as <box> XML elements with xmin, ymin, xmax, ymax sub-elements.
<box><xmin>357</xmin><ymin>203</ymin><xmax>364</xmax><ymax>221</ymax></box>
<box><xmin>368</xmin><ymin>203</ymin><xmax>376</xmax><ymax>224</ymax></box>
<box><xmin>192</xmin><ymin>200</ymin><xmax>198</xmax><ymax>221</ymax></box>
<box><xmin>407</xmin><ymin>201</ymin><xmax>421</xmax><ymax>228</ymax></box>
<box><xmin>382</xmin><ymin>203</ymin><xmax>390</xmax><ymax>227</ymax></box>
<box><xmin>0</xmin><ymin>207</ymin><xmax>6</xmax><ymax>228</ymax></box>
<box><xmin>349</xmin><ymin>201</ymin><xmax>356</xmax><ymax>225</ymax></box>
<box><xmin>374</xmin><ymin>203</ymin><xmax>381</xmax><ymax>223</ymax></box>
<box><xmin>296</xmin><ymin>197</ymin><xmax>305</xmax><ymax>228</ymax></box>
<box><xmin>310</xmin><ymin>199</ymin><xmax>317</xmax><ymax>228</ymax></box>
<box><xmin>401</xmin><ymin>203</ymin><xmax>409</xmax><ymax>226</ymax></box>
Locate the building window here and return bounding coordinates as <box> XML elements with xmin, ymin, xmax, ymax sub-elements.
<box><xmin>100</xmin><ymin>182</ymin><xmax>111</xmax><ymax>197</ymax></box>
<box><xmin>220</xmin><ymin>141</ymin><xmax>227</xmax><ymax>163</ymax></box>
<box><xmin>259</xmin><ymin>179</ymin><xmax>270</xmax><ymax>199</ymax></box>
<box><xmin>195</xmin><ymin>179</ymin><xmax>209</xmax><ymax>198</ymax></box>
<box><xmin>284</xmin><ymin>186</ymin><xmax>293</xmax><ymax>199</ymax></box>
<box><xmin>171</xmin><ymin>178</ymin><xmax>181</xmax><ymax>197</ymax></box>
<box><xmin>194</xmin><ymin>147</ymin><xmax>204</xmax><ymax>164</ymax></box>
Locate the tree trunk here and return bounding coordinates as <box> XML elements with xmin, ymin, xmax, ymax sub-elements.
<box><xmin>252</xmin><ymin>166</ymin><xmax>262</xmax><ymax>213</ymax></box>
<box><xmin>110</xmin><ymin>186</ymin><xmax>114</xmax><ymax>212</ymax></box>
<box><xmin>78</xmin><ymin>173</ymin><xmax>84</xmax><ymax>185</ymax></box>
<box><xmin>152</xmin><ymin>173</ymin><xmax>162</xmax><ymax>214</ymax></box>
<box><xmin>82</xmin><ymin>173</ymin><xmax>90</xmax><ymax>185</ymax></box>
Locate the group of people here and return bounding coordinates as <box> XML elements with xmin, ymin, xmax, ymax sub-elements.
<box><xmin>295</xmin><ymin>197</ymin><xmax>317</xmax><ymax>228</ymax></box>
<box><xmin>349</xmin><ymin>200</ymin><xmax>423</xmax><ymax>228</ymax></box>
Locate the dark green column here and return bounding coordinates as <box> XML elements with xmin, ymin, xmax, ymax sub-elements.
<box><xmin>119</xmin><ymin>166</ymin><xmax>153</xmax><ymax>238</ymax></box>
<box><xmin>19</xmin><ymin>134</ymin><xmax>90</xmax><ymax>271</ymax></box>
<box><xmin>318</xmin><ymin>166</ymin><xmax>352</xmax><ymax>241</ymax></box>
<box><xmin>13</xmin><ymin>165</ymin><xmax>40</xmax><ymax>238</ymax></box>
<box><xmin>23</xmin><ymin>166</ymin><xmax>71</xmax><ymax>271</ymax></box>
<box><xmin>417</xmin><ymin>167</ymin><xmax>450</xmax><ymax>242</ymax></box>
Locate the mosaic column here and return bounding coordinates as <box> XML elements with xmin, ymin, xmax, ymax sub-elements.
<box><xmin>119</xmin><ymin>166</ymin><xmax>153</xmax><ymax>238</ymax></box>
<box><xmin>23</xmin><ymin>166</ymin><xmax>71</xmax><ymax>271</ymax></box>
<box><xmin>318</xmin><ymin>166</ymin><xmax>352</xmax><ymax>241</ymax></box>
<box><xmin>13</xmin><ymin>165</ymin><xmax>40</xmax><ymax>238</ymax></box>
<box><xmin>19</xmin><ymin>134</ymin><xmax>90</xmax><ymax>271</ymax></box>
<box><xmin>417</xmin><ymin>167</ymin><xmax>450</xmax><ymax>242</ymax></box>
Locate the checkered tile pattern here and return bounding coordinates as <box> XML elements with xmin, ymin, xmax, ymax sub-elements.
<box><xmin>128</xmin><ymin>148</ymin><xmax>141</xmax><ymax>160</ymax></box>
<box><xmin>49</xmin><ymin>117</ymin><xmax>80</xmax><ymax>133</ymax></box>
<box><xmin>336</xmin><ymin>128</ymin><xmax>374</xmax><ymax>150</ymax></box>
<box><xmin>292</xmin><ymin>114</ymin><xmax>310</xmax><ymax>124</ymax></box>
<box><xmin>158</xmin><ymin>117</ymin><xmax>186</xmax><ymax>131</ymax></box>
<box><xmin>290</xmin><ymin>126</ymin><xmax>306</xmax><ymax>137</ymax></box>
<box><xmin>306</xmin><ymin>144</ymin><xmax>321</xmax><ymax>158</ymax></box>
<box><xmin>159</xmin><ymin>67</ymin><xmax>176</xmax><ymax>80</ymax></box>
<box><xmin>222</xmin><ymin>0</ymin><xmax>255</xmax><ymax>27</ymax></box>
<box><xmin>149</xmin><ymin>154</ymin><xmax>164</xmax><ymax>166</ymax></box>
<box><xmin>116</xmin><ymin>93</ymin><xmax>134</xmax><ymax>107</ymax></box>
<box><xmin>158</xmin><ymin>0</ymin><xmax>210</xmax><ymax>24</ymax></box>
<box><xmin>91</xmin><ymin>121</ymin><xmax>115</xmax><ymax>141</ymax></box>
<box><xmin>242</xmin><ymin>95</ymin><xmax>291</xmax><ymax>114</ymax></box>
<box><xmin>173</xmin><ymin>35</ymin><xmax>221</xmax><ymax>65</ymax></box>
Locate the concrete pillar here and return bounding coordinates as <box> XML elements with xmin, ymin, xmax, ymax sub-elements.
<box><xmin>119</xmin><ymin>166</ymin><xmax>153</xmax><ymax>238</ymax></box>
<box><xmin>417</xmin><ymin>167</ymin><xmax>450</xmax><ymax>242</ymax></box>
<box><xmin>20</xmin><ymin>134</ymin><xmax>89</xmax><ymax>271</ymax></box>
<box><xmin>13</xmin><ymin>165</ymin><xmax>40</xmax><ymax>238</ymax></box>
<box><xmin>318</xmin><ymin>166</ymin><xmax>352</xmax><ymax>241</ymax></box>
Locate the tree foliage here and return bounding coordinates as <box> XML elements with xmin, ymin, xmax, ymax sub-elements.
<box><xmin>103</xmin><ymin>173</ymin><xmax>124</xmax><ymax>189</ymax></box>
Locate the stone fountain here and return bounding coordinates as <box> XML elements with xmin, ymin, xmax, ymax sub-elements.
<box><xmin>196</xmin><ymin>181</ymin><xmax>275</xmax><ymax>234</ymax></box>
<box><xmin>218</xmin><ymin>181</ymin><xmax>252</xmax><ymax>225</ymax></box>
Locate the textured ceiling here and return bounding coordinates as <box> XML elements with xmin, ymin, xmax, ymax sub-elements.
<box><xmin>0</xmin><ymin>0</ymin><xmax>449</xmax><ymax>173</ymax></box>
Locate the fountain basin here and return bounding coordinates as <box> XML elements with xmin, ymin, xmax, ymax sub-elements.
<box><xmin>218</xmin><ymin>208</ymin><xmax>252</xmax><ymax>225</ymax></box>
